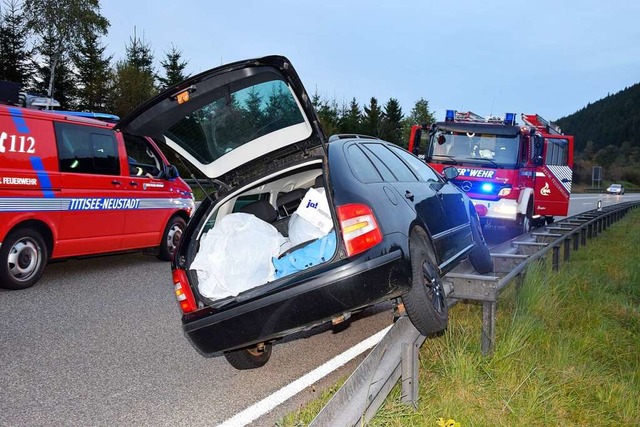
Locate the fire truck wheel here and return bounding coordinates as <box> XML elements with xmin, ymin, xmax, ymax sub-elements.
<box><xmin>468</xmin><ymin>214</ymin><xmax>493</xmax><ymax>274</ymax></box>
<box><xmin>0</xmin><ymin>227</ymin><xmax>48</xmax><ymax>290</ymax></box>
<box><xmin>401</xmin><ymin>229</ymin><xmax>448</xmax><ymax>336</ymax></box>
<box><xmin>224</xmin><ymin>342</ymin><xmax>272</xmax><ymax>370</ymax></box>
<box><xmin>157</xmin><ymin>216</ymin><xmax>186</xmax><ymax>261</ymax></box>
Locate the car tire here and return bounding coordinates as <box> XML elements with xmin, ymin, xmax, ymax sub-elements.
<box><xmin>157</xmin><ymin>216</ymin><xmax>186</xmax><ymax>261</ymax></box>
<box><xmin>401</xmin><ymin>229</ymin><xmax>448</xmax><ymax>336</ymax></box>
<box><xmin>468</xmin><ymin>212</ymin><xmax>493</xmax><ymax>274</ymax></box>
<box><xmin>0</xmin><ymin>227</ymin><xmax>48</xmax><ymax>290</ymax></box>
<box><xmin>224</xmin><ymin>343</ymin><xmax>273</xmax><ymax>370</ymax></box>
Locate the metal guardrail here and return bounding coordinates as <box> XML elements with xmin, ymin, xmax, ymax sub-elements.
<box><xmin>310</xmin><ymin>200</ymin><xmax>640</xmax><ymax>426</ymax></box>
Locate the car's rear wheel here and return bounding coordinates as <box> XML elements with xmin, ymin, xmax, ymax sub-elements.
<box><xmin>157</xmin><ymin>216</ymin><xmax>186</xmax><ymax>261</ymax></box>
<box><xmin>224</xmin><ymin>342</ymin><xmax>273</xmax><ymax>370</ymax></box>
<box><xmin>401</xmin><ymin>229</ymin><xmax>448</xmax><ymax>336</ymax></box>
<box><xmin>0</xmin><ymin>227</ymin><xmax>48</xmax><ymax>290</ymax></box>
<box><xmin>468</xmin><ymin>212</ymin><xmax>493</xmax><ymax>274</ymax></box>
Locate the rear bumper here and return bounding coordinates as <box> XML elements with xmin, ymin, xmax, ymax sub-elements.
<box><xmin>183</xmin><ymin>250</ymin><xmax>408</xmax><ymax>356</ymax></box>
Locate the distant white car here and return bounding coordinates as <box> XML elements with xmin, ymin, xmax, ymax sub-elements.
<box><xmin>606</xmin><ymin>184</ymin><xmax>624</xmax><ymax>195</ymax></box>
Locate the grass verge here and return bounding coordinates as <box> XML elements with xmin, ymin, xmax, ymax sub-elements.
<box><xmin>278</xmin><ymin>209</ymin><xmax>640</xmax><ymax>426</ymax></box>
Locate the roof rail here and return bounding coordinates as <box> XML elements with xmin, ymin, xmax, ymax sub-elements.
<box><xmin>328</xmin><ymin>134</ymin><xmax>380</xmax><ymax>142</ymax></box>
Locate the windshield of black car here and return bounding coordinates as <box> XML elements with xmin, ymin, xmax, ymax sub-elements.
<box><xmin>429</xmin><ymin>131</ymin><xmax>519</xmax><ymax>166</ymax></box>
<box><xmin>165</xmin><ymin>78</ymin><xmax>305</xmax><ymax>164</ymax></box>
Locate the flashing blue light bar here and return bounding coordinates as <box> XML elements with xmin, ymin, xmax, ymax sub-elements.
<box><xmin>445</xmin><ymin>110</ymin><xmax>456</xmax><ymax>121</ymax></box>
<box><xmin>481</xmin><ymin>183</ymin><xmax>494</xmax><ymax>193</ymax></box>
<box><xmin>504</xmin><ymin>112</ymin><xmax>516</xmax><ymax>125</ymax></box>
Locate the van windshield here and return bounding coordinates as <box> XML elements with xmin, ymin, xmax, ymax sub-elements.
<box><xmin>166</xmin><ymin>79</ymin><xmax>305</xmax><ymax>164</ymax></box>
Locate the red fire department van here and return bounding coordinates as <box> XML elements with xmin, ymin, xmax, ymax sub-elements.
<box><xmin>409</xmin><ymin>110</ymin><xmax>573</xmax><ymax>234</ymax></box>
<box><xmin>0</xmin><ymin>105</ymin><xmax>195</xmax><ymax>290</ymax></box>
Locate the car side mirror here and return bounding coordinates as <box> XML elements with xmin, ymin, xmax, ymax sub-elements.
<box><xmin>442</xmin><ymin>166</ymin><xmax>459</xmax><ymax>181</ymax></box>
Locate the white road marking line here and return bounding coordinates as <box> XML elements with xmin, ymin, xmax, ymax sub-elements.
<box><xmin>216</xmin><ymin>325</ymin><xmax>392</xmax><ymax>427</ymax></box>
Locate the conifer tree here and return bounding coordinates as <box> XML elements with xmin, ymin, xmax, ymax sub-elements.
<box><xmin>380</xmin><ymin>98</ymin><xmax>403</xmax><ymax>145</ymax></box>
<box><xmin>362</xmin><ymin>97</ymin><xmax>383</xmax><ymax>137</ymax></box>
<box><xmin>0</xmin><ymin>0</ymin><xmax>32</xmax><ymax>87</ymax></box>
<box><xmin>108</xmin><ymin>29</ymin><xmax>157</xmax><ymax>117</ymax></box>
<box><xmin>340</xmin><ymin>97</ymin><xmax>362</xmax><ymax>134</ymax></box>
<box><xmin>72</xmin><ymin>29</ymin><xmax>113</xmax><ymax>111</ymax></box>
<box><xmin>158</xmin><ymin>44</ymin><xmax>189</xmax><ymax>90</ymax></box>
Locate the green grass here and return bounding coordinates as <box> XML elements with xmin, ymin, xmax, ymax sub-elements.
<box><xmin>278</xmin><ymin>209</ymin><xmax>640</xmax><ymax>426</ymax></box>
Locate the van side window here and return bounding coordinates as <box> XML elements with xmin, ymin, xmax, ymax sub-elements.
<box><xmin>124</xmin><ymin>135</ymin><xmax>162</xmax><ymax>178</ymax></box>
<box><xmin>54</xmin><ymin>123</ymin><xmax>119</xmax><ymax>175</ymax></box>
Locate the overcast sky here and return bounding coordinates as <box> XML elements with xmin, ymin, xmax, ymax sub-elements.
<box><xmin>100</xmin><ymin>0</ymin><xmax>640</xmax><ymax>121</ymax></box>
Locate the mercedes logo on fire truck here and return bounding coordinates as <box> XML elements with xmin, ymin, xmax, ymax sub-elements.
<box><xmin>460</xmin><ymin>181</ymin><xmax>472</xmax><ymax>192</ymax></box>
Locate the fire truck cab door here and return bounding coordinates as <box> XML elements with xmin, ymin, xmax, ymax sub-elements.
<box><xmin>533</xmin><ymin>137</ymin><xmax>572</xmax><ymax>217</ymax></box>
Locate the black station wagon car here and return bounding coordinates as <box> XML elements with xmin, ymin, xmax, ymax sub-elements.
<box><xmin>117</xmin><ymin>56</ymin><xmax>493</xmax><ymax>369</ymax></box>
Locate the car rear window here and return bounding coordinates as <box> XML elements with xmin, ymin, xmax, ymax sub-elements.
<box><xmin>362</xmin><ymin>143</ymin><xmax>418</xmax><ymax>182</ymax></box>
<box><xmin>346</xmin><ymin>144</ymin><xmax>382</xmax><ymax>183</ymax></box>
<box><xmin>165</xmin><ymin>79</ymin><xmax>305</xmax><ymax>164</ymax></box>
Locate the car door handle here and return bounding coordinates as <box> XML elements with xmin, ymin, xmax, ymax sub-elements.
<box><xmin>129</xmin><ymin>181</ymin><xmax>138</xmax><ymax>186</ymax></box>
<box><xmin>405</xmin><ymin>191</ymin><xmax>414</xmax><ymax>201</ymax></box>
<box><xmin>111</xmin><ymin>180</ymin><xmax>121</xmax><ymax>186</ymax></box>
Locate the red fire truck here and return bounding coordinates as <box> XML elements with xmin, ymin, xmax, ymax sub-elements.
<box><xmin>408</xmin><ymin>110</ymin><xmax>573</xmax><ymax>234</ymax></box>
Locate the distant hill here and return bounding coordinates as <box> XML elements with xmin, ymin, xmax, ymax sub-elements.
<box><xmin>555</xmin><ymin>83</ymin><xmax>640</xmax><ymax>153</ymax></box>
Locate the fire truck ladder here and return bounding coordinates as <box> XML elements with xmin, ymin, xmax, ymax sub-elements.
<box><xmin>521</xmin><ymin>113</ymin><xmax>563</xmax><ymax>135</ymax></box>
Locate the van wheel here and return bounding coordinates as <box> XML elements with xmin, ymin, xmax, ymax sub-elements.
<box><xmin>468</xmin><ymin>212</ymin><xmax>493</xmax><ymax>274</ymax></box>
<box><xmin>224</xmin><ymin>343</ymin><xmax>273</xmax><ymax>370</ymax></box>
<box><xmin>401</xmin><ymin>230</ymin><xmax>448</xmax><ymax>336</ymax></box>
<box><xmin>0</xmin><ymin>228</ymin><xmax>48</xmax><ymax>290</ymax></box>
<box><xmin>157</xmin><ymin>216</ymin><xmax>186</xmax><ymax>261</ymax></box>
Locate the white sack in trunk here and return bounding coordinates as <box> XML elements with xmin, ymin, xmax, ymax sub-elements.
<box><xmin>192</xmin><ymin>213</ymin><xmax>288</xmax><ymax>300</ymax></box>
<box><xmin>288</xmin><ymin>187</ymin><xmax>333</xmax><ymax>246</ymax></box>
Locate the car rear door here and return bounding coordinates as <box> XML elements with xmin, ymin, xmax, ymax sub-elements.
<box><xmin>387</xmin><ymin>145</ymin><xmax>473</xmax><ymax>258</ymax></box>
<box><xmin>359</xmin><ymin>142</ymin><xmax>454</xmax><ymax>264</ymax></box>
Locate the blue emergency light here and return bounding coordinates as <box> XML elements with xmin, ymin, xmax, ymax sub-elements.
<box><xmin>445</xmin><ymin>110</ymin><xmax>455</xmax><ymax>121</ymax></box>
<box><xmin>481</xmin><ymin>183</ymin><xmax>494</xmax><ymax>193</ymax></box>
<box><xmin>504</xmin><ymin>112</ymin><xmax>516</xmax><ymax>125</ymax></box>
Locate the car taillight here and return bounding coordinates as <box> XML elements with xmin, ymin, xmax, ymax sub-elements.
<box><xmin>172</xmin><ymin>268</ymin><xmax>197</xmax><ymax>314</ymax></box>
<box><xmin>337</xmin><ymin>203</ymin><xmax>383</xmax><ymax>257</ymax></box>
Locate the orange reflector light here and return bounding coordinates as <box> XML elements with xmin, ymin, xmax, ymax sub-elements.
<box><xmin>172</xmin><ymin>268</ymin><xmax>197</xmax><ymax>313</ymax></box>
<box><xmin>176</xmin><ymin>90</ymin><xmax>190</xmax><ymax>104</ymax></box>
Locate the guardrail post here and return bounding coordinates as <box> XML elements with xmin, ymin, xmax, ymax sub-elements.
<box><xmin>563</xmin><ymin>238</ymin><xmax>570</xmax><ymax>263</ymax></box>
<box><xmin>552</xmin><ymin>245</ymin><xmax>560</xmax><ymax>271</ymax></box>
<box><xmin>581</xmin><ymin>228</ymin><xmax>587</xmax><ymax>246</ymax></box>
<box><xmin>515</xmin><ymin>272</ymin><xmax>525</xmax><ymax>296</ymax></box>
<box><xmin>598</xmin><ymin>218</ymin><xmax>603</xmax><ymax>233</ymax></box>
<box><xmin>588</xmin><ymin>223</ymin><xmax>593</xmax><ymax>239</ymax></box>
<box><xmin>481</xmin><ymin>301</ymin><xmax>496</xmax><ymax>355</ymax></box>
<box><xmin>401</xmin><ymin>343</ymin><xmax>419</xmax><ymax>407</ymax></box>
<box><xmin>573</xmin><ymin>232</ymin><xmax>579</xmax><ymax>251</ymax></box>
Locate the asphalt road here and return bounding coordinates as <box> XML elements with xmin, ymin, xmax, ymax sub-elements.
<box><xmin>2</xmin><ymin>193</ymin><xmax>639</xmax><ymax>426</ymax></box>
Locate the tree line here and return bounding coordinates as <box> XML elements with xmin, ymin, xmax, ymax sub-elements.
<box><xmin>0</xmin><ymin>0</ymin><xmax>437</xmax><ymax>147</ymax></box>
<box><xmin>0</xmin><ymin>0</ymin><xmax>188</xmax><ymax>118</ymax></box>
<box><xmin>556</xmin><ymin>83</ymin><xmax>640</xmax><ymax>186</ymax></box>
<box><xmin>2</xmin><ymin>0</ymin><xmax>636</xmax><ymax>185</ymax></box>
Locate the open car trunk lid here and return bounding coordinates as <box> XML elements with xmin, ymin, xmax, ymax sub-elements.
<box><xmin>115</xmin><ymin>55</ymin><xmax>326</xmax><ymax>183</ymax></box>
